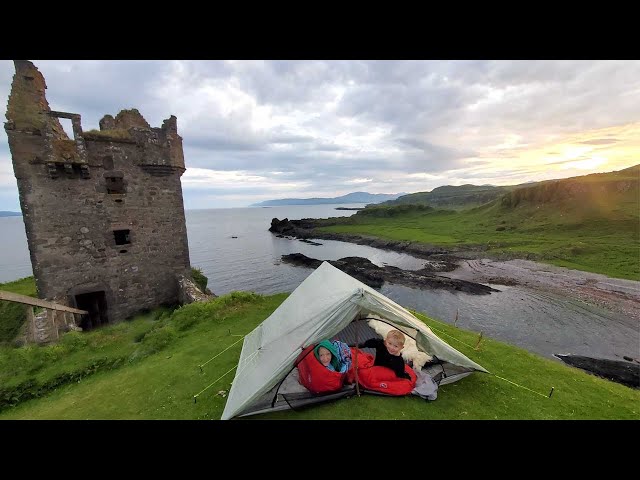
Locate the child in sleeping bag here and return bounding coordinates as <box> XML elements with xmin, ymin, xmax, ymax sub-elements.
<box><xmin>314</xmin><ymin>339</ymin><xmax>352</xmax><ymax>372</ymax></box>
<box><xmin>349</xmin><ymin>329</ymin><xmax>417</xmax><ymax>395</ymax></box>
<box><xmin>297</xmin><ymin>339</ymin><xmax>352</xmax><ymax>394</ymax></box>
<box><xmin>355</xmin><ymin>329</ymin><xmax>411</xmax><ymax>380</ymax></box>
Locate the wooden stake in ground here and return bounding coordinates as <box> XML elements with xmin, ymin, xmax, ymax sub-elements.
<box><xmin>474</xmin><ymin>331</ymin><xmax>483</xmax><ymax>350</ymax></box>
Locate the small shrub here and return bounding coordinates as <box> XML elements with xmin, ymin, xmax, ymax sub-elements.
<box><xmin>136</xmin><ymin>326</ymin><xmax>177</xmax><ymax>356</ymax></box>
<box><xmin>214</xmin><ymin>291</ymin><xmax>261</xmax><ymax>307</ymax></box>
<box><xmin>154</xmin><ymin>306</ymin><xmax>174</xmax><ymax>321</ymax></box>
<box><xmin>60</xmin><ymin>331</ymin><xmax>88</xmax><ymax>351</ymax></box>
<box><xmin>44</xmin><ymin>344</ymin><xmax>67</xmax><ymax>362</ymax></box>
<box><xmin>173</xmin><ymin>315</ymin><xmax>198</xmax><ymax>332</ymax></box>
<box><xmin>133</xmin><ymin>331</ymin><xmax>147</xmax><ymax>343</ymax></box>
<box><xmin>191</xmin><ymin>267</ymin><xmax>208</xmax><ymax>292</ymax></box>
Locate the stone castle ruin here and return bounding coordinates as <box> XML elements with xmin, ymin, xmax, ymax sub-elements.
<box><xmin>4</xmin><ymin>60</ymin><xmax>209</xmax><ymax>341</ymax></box>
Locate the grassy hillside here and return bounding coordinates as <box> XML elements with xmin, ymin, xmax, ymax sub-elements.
<box><xmin>0</xmin><ymin>293</ymin><xmax>637</xmax><ymax>420</ymax></box>
<box><xmin>317</xmin><ymin>165</ymin><xmax>640</xmax><ymax>280</ymax></box>
<box><xmin>379</xmin><ymin>184</ymin><xmax>513</xmax><ymax>210</ymax></box>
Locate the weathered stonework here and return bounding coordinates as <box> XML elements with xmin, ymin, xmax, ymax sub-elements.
<box><xmin>178</xmin><ymin>275</ymin><xmax>216</xmax><ymax>304</ymax></box>
<box><xmin>4</xmin><ymin>60</ymin><xmax>198</xmax><ymax>331</ymax></box>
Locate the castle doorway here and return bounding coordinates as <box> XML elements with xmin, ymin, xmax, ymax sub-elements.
<box><xmin>75</xmin><ymin>291</ymin><xmax>108</xmax><ymax>330</ymax></box>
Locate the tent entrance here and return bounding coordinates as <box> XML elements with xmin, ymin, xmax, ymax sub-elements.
<box><xmin>236</xmin><ymin>319</ymin><xmax>473</xmax><ymax>418</ymax></box>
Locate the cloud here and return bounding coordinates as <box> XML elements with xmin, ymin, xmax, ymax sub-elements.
<box><xmin>579</xmin><ymin>138</ymin><xmax>619</xmax><ymax>145</ymax></box>
<box><xmin>0</xmin><ymin>60</ymin><xmax>638</xmax><ymax>209</ymax></box>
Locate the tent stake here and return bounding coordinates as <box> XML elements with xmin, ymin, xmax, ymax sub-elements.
<box><xmin>474</xmin><ymin>331</ymin><xmax>483</xmax><ymax>350</ymax></box>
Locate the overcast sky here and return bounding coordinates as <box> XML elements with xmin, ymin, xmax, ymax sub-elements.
<box><xmin>1</xmin><ymin>60</ymin><xmax>638</xmax><ymax>210</ymax></box>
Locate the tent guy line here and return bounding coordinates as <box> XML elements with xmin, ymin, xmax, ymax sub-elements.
<box><xmin>492</xmin><ymin>374</ymin><xmax>554</xmax><ymax>399</ymax></box>
<box><xmin>193</xmin><ymin>365</ymin><xmax>238</xmax><ymax>402</ymax></box>
<box><xmin>198</xmin><ymin>335</ymin><xmax>246</xmax><ymax>372</ymax></box>
<box><xmin>425</xmin><ymin>320</ymin><xmax>553</xmax><ymax>398</ymax></box>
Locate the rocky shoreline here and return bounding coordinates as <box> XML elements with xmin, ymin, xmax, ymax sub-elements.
<box><xmin>271</xmin><ymin>217</ymin><xmax>500</xmax><ymax>294</ymax></box>
<box><xmin>269</xmin><ymin>217</ymin><xmax>534</xmax><ymax>276</ymax></box>
<box><xmin>270</xmin><ymin>217</ymin><xmax>466</xmax><ymax>268</ymax></box>
<box><xmin>281</xmin><ymin>253</ymin><xmax>499</xmax><ymax>294</ymax></box>
<box><xmin>555</xmin><ymin>354</ymin><xmax>639</xmax><ymax>389</ymax></box>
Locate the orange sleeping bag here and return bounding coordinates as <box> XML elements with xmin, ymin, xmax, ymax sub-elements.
<box><xmin>296</xmin><ymin>345</ymin><xmax>347</xmax><ymax>394</ymax></box>
<box><xmin>346</xmin><ymin>348</ymin><xmax>417</xmax><ymax>395</ymax></box>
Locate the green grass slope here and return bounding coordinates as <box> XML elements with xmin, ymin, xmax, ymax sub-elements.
<box><xmin>1</xmin><ymin>294</ymin><xmax>637</xmax><ymax>420</ymax></box>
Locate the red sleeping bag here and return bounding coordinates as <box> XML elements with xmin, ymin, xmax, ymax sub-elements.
<box><xmin>296</xmin><ymin>345</ymin><xmax>347</xmax><ymax>394</ymax></box>
<box><xmin>346</xmin><ymin>348</ymin><xmax>417</xmax><ymax>396</ymax></box>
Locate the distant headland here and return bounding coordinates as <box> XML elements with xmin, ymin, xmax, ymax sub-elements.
<box><xmin>250</xmin><ymin>191</ymin><xmax>405</xmax><ymax>207</ymax></box>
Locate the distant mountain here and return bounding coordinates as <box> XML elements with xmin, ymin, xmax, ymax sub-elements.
<box><xmin>371</xmin><ymin>164</ymin><xmax>640</xmax><ymax>213</ymax></box>
<box><xmin>0</xmin><ymin>211</ymin><xmax>21</xmax><ymax>217</ymax></box>
<box><xmin>251</xmin><ymin>192</ymin><xmax>406</xmax><ymax>207</ymax></box>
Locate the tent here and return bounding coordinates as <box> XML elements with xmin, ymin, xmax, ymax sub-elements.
<box><xmin>221</xmin><ymin>261</ymin><xmax>488</xmax><ymax>420</ymax></box>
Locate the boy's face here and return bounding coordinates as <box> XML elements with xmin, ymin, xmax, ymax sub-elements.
<box><xmin>318</xmin><ymin>347</ymin><xmax>332</xmax><ymax>366</ymax></box>
<box><xmin>384</xmin><ymin>336</ymin><xmax>404</xmax><ymax>356</ymax></box>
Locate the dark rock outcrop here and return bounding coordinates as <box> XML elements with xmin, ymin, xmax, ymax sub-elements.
<box><xmin>281</xmin><ymin>253</ymin><xmax>498</xmax><ymax>294</ymax></box>
<box><xmin>555</xmin><ymin>354</ymin><xmax>640</xmax><ymax>389</ymax></box>
<box><xmin>269</xmin><ymin>218</ymin><xmax>316</xmax><ymax>237</ymax></box>
<box><xmin>270</xmin><ymin>217</ymin><xmax>459</xmax><ymax>272</ymax></box>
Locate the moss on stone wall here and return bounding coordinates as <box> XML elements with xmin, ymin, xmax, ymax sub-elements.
<box><xmin>52</xmin><ymin>139</ymin><xmax>80</xmax><ymax>161</ymax></box>
<box><xmin>114</xmin><ymin>109</ymin><xmax>151</xmax><ymax>130</ymax></box>
<box><xmin>6</xmin><ymin>61</ymin><xmax>66</xmax><ymax>136</ymax></box>
<box><xmin>84</xmin><ymin>129</ymin><xmax>133</xmax><ymax>141</ymax></box>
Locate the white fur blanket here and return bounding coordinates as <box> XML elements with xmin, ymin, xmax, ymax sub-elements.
<box><xmin>367</xmin><ymin>318</ymin><xmax>433</xmax><ymax>372</ymax></box>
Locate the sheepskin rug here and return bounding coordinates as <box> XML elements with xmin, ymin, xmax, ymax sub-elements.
<box><xmin>367</xmin><ymin>318</ymin><xmax>433</xmax><ymax>372</ymax></box>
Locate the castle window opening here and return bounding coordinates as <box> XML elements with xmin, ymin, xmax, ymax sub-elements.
<box><xmin>58</xmin><ymin>117</ymin><xmax>74</xmax><ymax>138</ymax></box>
<box><xmin>103</xmin><ymin>156</ymin><xmax>114</xmax><ymax>170</ymax></box>
<box><xmin>105</xmin><ymin>174</ymin><xmax>125</xmax><ymax>194</ymax></box>
<box><xmin>114</xmin><ymin>229</ymin><xmax>130</xmax><ymax>245</ymax></box>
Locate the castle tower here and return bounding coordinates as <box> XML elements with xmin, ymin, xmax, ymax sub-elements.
<box><xmin>4</xmin><ymin>60</ymin><xmax>193</xmax><ymax>329</ymax></box>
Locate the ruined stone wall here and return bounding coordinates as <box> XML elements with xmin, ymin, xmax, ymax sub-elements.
<box><xmin>5</xmin><ymin>60</ymin><xmax>192</xmax><ymax>324</ymax></box>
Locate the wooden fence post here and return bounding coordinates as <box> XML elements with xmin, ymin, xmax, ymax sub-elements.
<box><xmin>47</xmin><ymin>309</ymin><xmax>58</xmax><ymax>340</ymax></box>
<box><xmin>25</xmin><ymin>306</ymin><xmax>35</xmax><ymax>343</ymax></box>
